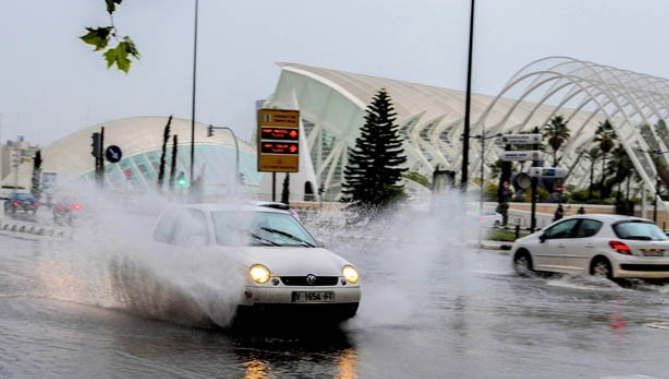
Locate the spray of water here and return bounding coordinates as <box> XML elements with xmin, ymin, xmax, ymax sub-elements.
<box><xmin>302</xmin><ymin>191</ymin><xmax>482</xmax><ymax>328</ymax></box>
<box><xmin>35</xmin><ymin>181</ymin><xmax>487</xmax><ymax>329</ymax></box>
<box><xmin>37</xmin><ymin>183</ymin><xmax>251</xmax><ymax>328</ymax></box>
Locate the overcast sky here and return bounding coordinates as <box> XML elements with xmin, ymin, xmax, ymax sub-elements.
<box><xmin>1</xmin><ymin>0</ymin><xmax>668</xmax><ymax>146</ymax></box>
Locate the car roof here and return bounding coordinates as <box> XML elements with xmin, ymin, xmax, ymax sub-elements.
<box><xmin>171</xmin><ymin>202</ymin><xmax>290</xmax><ymax>214</ymax></box>
<box><xmin>563</xmin><ymin>213</ymin><xmax>651</xmax><ymax>223</ymax></box>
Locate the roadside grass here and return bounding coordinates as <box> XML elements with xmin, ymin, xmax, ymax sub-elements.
<box><xmin>485</xmin><ymin>228</ymin><xmax>530</xmax><ymax>242</ymax></box>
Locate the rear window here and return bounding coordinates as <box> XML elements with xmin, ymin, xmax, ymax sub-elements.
<box><xmin>612</xmin><ymin>221</ymin><xmax>668</xmax><ymax>241</ymax></box>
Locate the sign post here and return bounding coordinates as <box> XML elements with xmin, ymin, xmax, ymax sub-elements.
<box><xmin>257</xmin><ymin>109</ymin><xmax>300</xmax><ymax>201</ymax></box>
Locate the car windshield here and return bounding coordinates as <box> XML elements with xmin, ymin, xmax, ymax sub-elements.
<box><xmin>612</xmin><ymin>221</ymin><xmax>668</xmax><ymax>241</ymax></box>
<box><xmin>211</xmin><ymin>211</ymin><xmax>317</xmax><ymax>247</ymax></box>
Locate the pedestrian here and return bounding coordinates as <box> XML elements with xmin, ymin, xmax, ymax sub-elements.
<box><xmin>554</xmin><ymin>204</ymin><xmax>565</xmax><ymax>221</ymax></box>
<box><xmin>577</xmin><ymin>206</ymin><xmax>586</xmax><ymax>214</ymax></box>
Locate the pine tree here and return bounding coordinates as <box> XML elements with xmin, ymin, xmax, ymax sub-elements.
<box><xmin>31</xmin><ymin>150</ymin><xmax>42</xmax><ymax>199</ymax></box>
<box><xmin>157</xmin><ymin>115</ymin><xmax>172</xmax><ymax>190</ymax></box>
<box><xmin>342</xmin><ymin>88</ymin><xmax>407</xmax><ymax>210</ymax></box>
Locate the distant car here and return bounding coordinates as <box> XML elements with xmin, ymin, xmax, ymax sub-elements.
<box><xmin>4</xmin><ymin>191</ymin><xmax>39</xmax><ymax>215</ymax></box>
<box><xmin>511</xmin><ymin>214</ymin><xmax>669</xmax><ymax>280</ymax></box>
<box><xmin>52</xmin><ymin>196</ymin><xmax>84</xmax><ymax>225</ymax></box>
<box><xmin>479</xmin><ymin>210</ymin><xmax>503</xmax><ymax>228</ymax></box>
<box><xmin>151</xmin><ymin>203</ymin><xmax>361</xmax><ymax>323</ymax></box>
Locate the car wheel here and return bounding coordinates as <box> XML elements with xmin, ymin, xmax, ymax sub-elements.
<box><xmin>513</xmin><ymin>250</ymin><xmax>534</xmax><ymax>276</ymax></box>
<box><xmin>590</xmin><ymin>257</ymin><xmax>613</xmax><ymax>280</ymax></box>
<box><xmin>494</xmin><ymin>220</ymin><xmax>501</xmax><ymax>228</ymax></box>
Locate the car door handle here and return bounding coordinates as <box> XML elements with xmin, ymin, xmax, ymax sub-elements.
<box><xmin>556</xmin><ymin>243</ymin><xmax>565</xmax><ymax>248</ymax></box>
<box><xmin>585</xmin><ymin>243</ymin><xmax>594</xmax><ymax>248</ymax></box>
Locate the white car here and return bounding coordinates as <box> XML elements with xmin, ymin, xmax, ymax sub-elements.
<box><xmin>479</xmin><ymin>210</ymin><xmax>503</xmax><ymax>228</ymax></box>
<box><xmin>151</xmin><ymin>203</ymin><xmax>361</xmax><ymax>323</ymax></box>
<box><xmin>511</xmin><ymin>214</ymin><xmax>669</xmax><ymax>280</ymax></box>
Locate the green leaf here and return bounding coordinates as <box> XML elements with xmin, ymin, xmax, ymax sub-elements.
<box><xmin>106</xmin><ymin>0</ymin><xmax>122</xmax><ymax>14</ymax></box>
<box><xmin>103</xmin><ymin>43</ymin><xmax>132</xmax><ymax>73</ymax></box>
<box><xmin>122</xmin><ymin>36</ymin><xmax>140</xmax><ymax>59</ymax></box>
<box><xmin>79</xmin><ymin>27</ymin><xmax>112</xmax><ymax>51</ymax></box>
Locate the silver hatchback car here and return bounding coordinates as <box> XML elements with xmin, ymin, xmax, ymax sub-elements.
<box><xmin>511</xmin><ymin>214</ymin><xmax>669</xmax><ymax>280</ymax></box>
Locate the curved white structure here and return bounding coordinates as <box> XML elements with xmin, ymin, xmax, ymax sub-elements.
<box><xmin>267</xmin><ymin>59</ymin><xmax>669</xmax><ymax>203</ymax></box>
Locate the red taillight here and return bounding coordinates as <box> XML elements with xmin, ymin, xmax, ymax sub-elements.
<box><xmin>70</xmin><ymin>204</ymin><xmax>82</xmax><ymax>210</ymax></box>
<box><xmin>609</xmin><ymin>240</ymin><xmax>632</xmax><ymax>255</ymax></box>
<box><xmin>12</xmin><ymin>201</ymin><xmax>19</xmax><ymax>206</ymax></box>
<box><xmin>34</xmin><ymin>202</ymin><xmax>39</xmax><ymax>206</ymax></box>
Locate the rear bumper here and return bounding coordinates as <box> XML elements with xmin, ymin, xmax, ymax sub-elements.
<box><xmin>616</xmin><ymin>263</ymin><xmax>669</xmax><ymax>279</ymax></box>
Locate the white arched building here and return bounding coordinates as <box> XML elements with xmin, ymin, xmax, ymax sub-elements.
<box><xmin>265</xmin><ymin>59</ymin><xmax>669</xmax><ymax>206</ymax></box>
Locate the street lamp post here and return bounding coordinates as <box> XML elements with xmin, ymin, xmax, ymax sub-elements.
<box><xmin>207</xmin><ymin>125</ymin><xmax>240</xmax><ymax>193</ymax></box>
<box><xmin>473</xmin><ymin>130</ymin><xmax>502</xmax><ymax>214</ymax></box>
<box><xmin>635</xmin><ymin>148</ymin><xmax>669</xmax><ymax>223</ymax></box>
<box><xmin>471</xmin><ymin>129</ymin><xmax>501</xmax><ymax>248</ymax></box>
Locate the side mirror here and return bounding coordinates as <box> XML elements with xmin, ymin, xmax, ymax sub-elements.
<box><xmin>539</xmin><ymin>234</ymin><xmax>547</xmax><ymax>243</ymax></box>
<box><xmin>317</xmin><ymin>239</ymin><xmax>326</xmax><ymax>248</ymax></box>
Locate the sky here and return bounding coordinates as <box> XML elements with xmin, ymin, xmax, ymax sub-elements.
<box><xmin>1</xmin><ymin>0</ymin><xmax>669</xmax><ymax>147</ymax></box>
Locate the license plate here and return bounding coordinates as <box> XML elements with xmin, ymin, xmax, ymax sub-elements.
<box><xmin>642</xmin><ymin>250</ymin><xmax>665</xmax><ymax>257</ymax></box>
<box><xmin>291</xmin><ymin>291</ymin><xmax>335</xmax><ymax>302</ymax></box>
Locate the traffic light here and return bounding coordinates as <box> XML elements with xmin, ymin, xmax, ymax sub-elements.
<box><xmin>207</xmin><ymin>125</ymin><xmax>214</xmax><ymax>137</ymax></box>
<box><xmin>91</xmin><ymin>132</ymin><xmax>101</xmax><ymax>157</ymax></box>
<box><xmin>177</xmin><ymin>172</ymin><xmax>188</xmax><ymax>188</ymax></box>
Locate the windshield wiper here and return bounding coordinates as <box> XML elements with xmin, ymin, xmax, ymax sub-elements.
<box><xmin>260</xmin><ymin>227</ymin><xmax>315</xmax><ymax>247</ymax></box>
<box><xmin>249</xmin><ymin>232</ymin><xmax>280</xmax><ymax>246</ymax></box>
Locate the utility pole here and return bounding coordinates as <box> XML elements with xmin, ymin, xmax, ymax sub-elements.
<box><xmin>207</xmin><ymin>125</ymin><xmax>240</xmax><ymax>193</ymax></box>
<box><xmin>190</xmin><ymin>0</ymin><xmax>199</xmax><ymax>185</ymax></box>
<box><xmin>530</xmin><ymin>126</ymin><xmax>540</xmax><ymax>233</ymax></box>
<box><xmin>461</xmin><ymin>0</ymin><xmax>476</xmax><ymax>192</ymax></box>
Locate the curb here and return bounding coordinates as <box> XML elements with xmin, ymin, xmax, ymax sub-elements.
<box><xmin>0</xmin><ymin>219</ymin><xmax>71</xmax><ymax>239</ymax></box>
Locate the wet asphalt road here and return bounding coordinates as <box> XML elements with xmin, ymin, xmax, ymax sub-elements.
<box><xmin>2</xmin><ymin>219</ymin><xmax>669</xmax><ymax>379</ymax></box>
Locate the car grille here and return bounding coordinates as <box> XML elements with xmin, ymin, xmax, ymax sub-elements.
<box><xmin>620</xmin><ymin>264</ymin><xmax>669</xmax><ymax>272</ymax></box>
<box><xmin>280</xmin><ymin>276</ymin><xmax>339</xmax><ymax>286</ymax></box>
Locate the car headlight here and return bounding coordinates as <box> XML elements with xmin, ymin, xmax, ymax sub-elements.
<box><xmin>249</xmin><ymin>264</ymin><xmax>271</xmax><ymax>284</ymax></box>
<box><xmin>342</xmin><ymin>265</ymin><xmax>359</xmax><ymax>284</ymax></box>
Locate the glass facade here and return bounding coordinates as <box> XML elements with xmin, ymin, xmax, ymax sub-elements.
<box><xmin>83</xmin><ymin>144</ymin><xmax>261</xmax><ymax>195</ymax></box>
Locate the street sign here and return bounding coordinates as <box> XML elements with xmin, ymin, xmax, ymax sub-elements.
<box><xmin>528</xmin><ymin>167</ymin><xmax>568</xmax><ymax>178</ymax></box>
<box><xmin>501</xmin><ymin>134</ymin><xmax>542</xmax><ymax>144</ymax></box>
<box><xmin>500</xmin><ymin>150</ymin><xmax>542</xmax><ymax>161</ymax></box>
<box><xmin>105</xmin><ymin>145</ymin><xmax>123</xmax><ymax>163</ymax></box>
<box><xmin>257</xmin><ymin>109</ymin><xmax>300</xmax><ymax>172</ymax></box>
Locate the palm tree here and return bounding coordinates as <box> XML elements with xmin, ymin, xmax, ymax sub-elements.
<box><xmin>594</xmin><ymin>120</ymin><xmax>617</xmax><ymax>200</ymax></box>
<box><xmin>582</xmin><ymin>147</ymin><xmax>602</xmax><ymax>199</ymax></box>
<box><xmin>543</xmin><ymin>115</ymin><xmax>571</xmax><ymax>166</ymax></box>
<box><xmin>607</xmin><ymin>145</ymin><xmax>634</xmax><ymax>205</ymax></box>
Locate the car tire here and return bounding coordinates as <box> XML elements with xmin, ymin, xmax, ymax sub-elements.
<box><xmin>513</xmin><ymin>249</ymin><xmax>534</xmax><ymax>276</ymax></box>
<box><xmin>590</xmin><ymin>257</ymin><xmax>613</xmax><ymax>280</ymax></box>
<box><xmin>494</xmin><ymin>220</ymin><xmax>501</xmax><ymax>228</ymax></box>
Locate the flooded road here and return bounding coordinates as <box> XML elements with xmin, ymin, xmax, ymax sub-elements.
<box><xmin>2</xmin><ymin>230</ymin><xmax>669</xmax><ymax>378</ymax></box>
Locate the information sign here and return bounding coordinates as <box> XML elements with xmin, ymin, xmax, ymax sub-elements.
<box><xmin>528</xmin><ymin>167</ymin><xmax>568</xmax><ymax>178</ymax></box>
<box><xmin>257</xmin><ymin>109</ymin><xmax>300</xmax><ymax>172</ymax></box>
<box><xmin>501</xmin><ymin>134</ymin><xmax>542</xmax><ymax>144</ymax></box>
<box><xmin>500</xmin><ymin>150</ymin><xmax>542</xmax><ymax>161</ymax></box>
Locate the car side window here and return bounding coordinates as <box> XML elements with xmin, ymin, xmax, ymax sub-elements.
<box><xmin>153</xmin><ymin>210</ymin><xmax>178</xmax><ymax>243</ymax></box>
<box><xmin>543</xmin><ymin>219</ymin><xmax>579</xmax><ymax>240</ymax></box>
<box><xmin>575</xmin><ymin>219</ymin><xmax>602</xmax><ymax>238</ymax></box>
<box><xmin>172</xmin><ymin>209</ymin><xmax>210</xmax><ymax>247</ymax></box>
